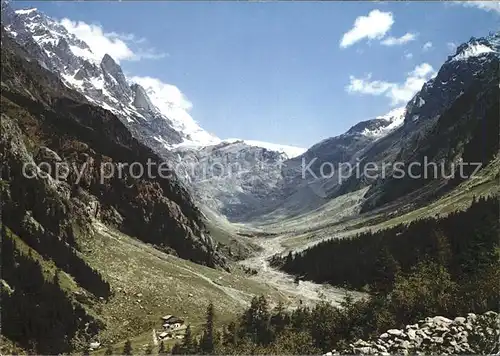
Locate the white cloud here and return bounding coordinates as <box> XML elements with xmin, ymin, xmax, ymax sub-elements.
<box><xmin>60</xmin><ymin>19</ymin><xmax>166</xmax><ymax>63</ymax></box>
<box><xmin>405</xmin><ymin>52</ymin><xmax>414</xmax><ymax>59</ymax></box>
<box><xmin>346</xmin><ymin>74</ymin><xmax>394</xmax><ymax>95</ymax></box>
<box><xmin>130</xmin><ymin>76</ymin><xmax>220</xmax><ymax>146</ymax></box>
<box><xmin>409</xmin><ymin>62</ymin><xmax>434</xmax><ymax>77</ymax></box>
<box><xmin>340</xmin><ymin>10</ymin><xmax>394</xmax><ymax>48</ymax></box>
<box><xmin>447</xmin><ymin>42</ymin><xmax>458</xmax><ymax>52</ymax></box>
<box><xmin>455</xmin><ymin>1</ymin><xmax>500</xmax><ymax>14</ymax></box>
<box><xmin>381</xmin><ymin>32</ymin><xmax>418</xmax><ymax>46</ymax></box>
<box><xmin>105</xmin><ymin>31</ymin><xmax>147</xmax><ymax>44</ymax></box>
<box><xmin>346</xmin><ymin>62</ymin><xmax>436</xmax><ymax>106</ymax></box>
<box><xmin>422</xmin><ymin>41</ymin><xmax>433</xmax><ymax>51</ymax></box>
<box><xmin>130</xmin><ymin>76</ymin><xmax>192</xmax><ymax>111</ymax></box>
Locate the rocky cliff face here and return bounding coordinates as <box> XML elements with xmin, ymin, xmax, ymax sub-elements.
<box><xmin>131</xmin><ymin>84</ymin><xmax>155</xmax><ymax>112</ymax></box>
<box><xmin>173</xmin><ymin>141</ymin><xmax>291</xmax><ymax>220</ymax></box>
<box><xmin>0</xmin><ymin>28</ymin><xmax>226</xmax><ymax>268</ymax></box>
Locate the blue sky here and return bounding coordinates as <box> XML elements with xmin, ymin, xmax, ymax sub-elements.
<box><xmin>14</xmin><ymin>1</ymin><xmax>500</xmax><ymax>148</ymax></box>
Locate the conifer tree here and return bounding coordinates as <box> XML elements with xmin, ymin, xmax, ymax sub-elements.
<box><xmin>433</xmin><ymin>230</ymin><xmax>452</xmax><ymax>267</ymax></box>
<box><xmin>200</xmin><ymin>302</ymin><xmax>215</xmax><ymax>353</ymax></box>
<box><xmin>372</xmin><ymin>246</ymin><xmax>400</xmax><ymax>294</ymax></box>
<box><xmin>104</xmin><ymin>345</ymin><xmax>113</xmax><ymax>355</ymax></box>
<box><xmin>222</xmin><ymin>321</ymin><xmax>238</xmax><ymax>346</ymax></box>
<box><xmin>270</xmin><ymin>300</ymin><xmax>287</xmax><ymax>335</ymax></box>
<box><xmin>255</xmin><ymin>295</ymin><xmax>271</xmax><ymax>345</ymax></box>
<box><xmin>158</xmin><ymin>340</ymin><xmax>166</xmax><ymax>355</ymax></box>
<box><xmin>170</xmin><ymin>343</ymin><xmax>181</xmax><ymax>355</ymax></box>
<box><xmin>123</xmin><ymin>340</ymin><xmax>133</xmax><ymax>355</ymax></box>
<box><xmin>181</xmin><ymin>325</ymin><xmax>196</xmax><ymax>354</ymax></box>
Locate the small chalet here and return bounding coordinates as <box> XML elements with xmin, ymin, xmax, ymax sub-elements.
<box><xmin>161</xmin><ymin>315</ymin><xmax>185</xmax><ymax>330</ymax></box>
<box><xmin>158</xmin><ymin>331</ymin><xmax>172</xmax><ymax>340</ymax></box>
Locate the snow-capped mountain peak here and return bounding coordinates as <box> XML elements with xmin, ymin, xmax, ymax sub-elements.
<box><xmin>337</xmin><ymin>106</ymin><xmax>406</xmax><ymax>140</ymax></box>
<box><xmin>451</xmin><ymin>34</ymin><xmax>499</xmax><ymax>62</ymax></box>
<box><xmin>452</xmin><ymin>43</ymin><xmax>494</xmax><ymax>61</ymax></box>
<box><xmin>361</xmin><ymin>107</ymin><xmax>406</xmax><ymax>138</ymax></box>
<box><xmin>403</xmin><ymin>32</ymin><xmax>499</xmax><ymax>125</ymax></box>
<box><xmin>129</xmin><ymin>76</ymin><xmax>221</xmax><ymax>147</ymax></box>
<box><xmin>2</xmin><ymin>1</ymin><xmax>221</xmax><ymax>148</ymax></box>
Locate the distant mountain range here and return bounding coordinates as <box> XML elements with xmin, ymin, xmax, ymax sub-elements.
<box><xmin>2</xmin><ymin>0</ymin><xmax>499</xmax><ymax>223</ymax></box>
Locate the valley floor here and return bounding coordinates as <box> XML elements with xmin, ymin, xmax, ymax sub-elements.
<box><xmin>82</xmin><ymin>222</ymin><xmax>284</xmax><ymax>352</ymax></box>
<box><xmin>4</xmin><ymin>171</ymin><xmax>497</xmax><ymax>355</ymax></box>
<box><xmin>86</xmin><ymin>219</ymin><xmax>365</xmax><ymax>353</ymax></box>
<box><xmin>88</xmin><ymin>164</ymin><xmax>498</xmax><ymax>353</ymax></box>
<box><xmin>239</xmin><ymin>233</ymin><xmax>366</xmax><ymax>307</ymax></box>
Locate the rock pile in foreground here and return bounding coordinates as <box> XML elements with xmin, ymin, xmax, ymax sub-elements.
<box><xmin>326</xmin><ymin>311</ymin><xmax>499</xmax><ymax>355</ymax></box>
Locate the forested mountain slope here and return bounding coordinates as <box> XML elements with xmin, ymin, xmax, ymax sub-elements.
<box><xmin>1</xmin><ymin>28</ymin><xmax>225</xmax><ymax>269</ymax></box>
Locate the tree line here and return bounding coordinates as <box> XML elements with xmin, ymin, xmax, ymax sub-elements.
<box><xmin>7</xmin><ymin>216</ymin><xmax>111</xmax><ymax>298</ymax></box>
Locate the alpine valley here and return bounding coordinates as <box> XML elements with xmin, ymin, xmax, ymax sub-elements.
<box><xmin>1</xmin><ymin>1</ymin><xmax>499</xmax><ymax>355</ymax></box>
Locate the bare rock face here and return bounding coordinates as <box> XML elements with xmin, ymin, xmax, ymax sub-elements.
<box><xmin>326</xmin><ymin>311</ymin><xmax>500</xmax><ymax>355</ymax></box>
<box><xmin>74</xmin><ymin>61</ymin><xmax>101</xmax><ymax>81</ymax></box>
<box><xmin>173</xmin><ymin>140</ymin><xmax>289</xmax><ymax>221</ymax></box>
<box><xmin>131</xmin><ymin>83</ymin><xmax>155</xmax><ymax>112</ymax></box>
<box><xmin>100</xmin><ymin>53</ymin><xmax>133</xmax><ymax>101</ymax></box>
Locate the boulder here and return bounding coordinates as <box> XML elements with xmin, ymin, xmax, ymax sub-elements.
<box><xmin>89</xmin><ymin>342</ymin><xmax>100</xmax><ymax>350</ymax></box>
<box><xmin>387</xmin><ymin>329</ymin><xmax>403</xmax><ymax>336</ymax></box>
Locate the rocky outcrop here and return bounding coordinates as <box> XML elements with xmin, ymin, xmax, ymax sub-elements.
<box><xmin>326</xmin><ymin>312</ymin><xmax>500</xmax><ymax>355</ymax></box>
<box><xmin>101</xmin><ymin>53</ymin><xmax>133</xmax><ymax>101</ymax></box>
<box><xmin>74</xmin><ymin>61</ymin><xmax>101</xmax><ymax>81</ymax></box>
<box><xmin>131</xmin><ymin>83</ymin><xmax>155</xmax><ymax>112</ymax></box>
<box><xmin>173</xmin><ymin>140</ymin><xmax>289</xmax><ymax>220</ymax></box>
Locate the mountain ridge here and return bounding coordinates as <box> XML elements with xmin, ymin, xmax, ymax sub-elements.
<box><xmin>2</xmin><ymin>1</ymin><xmax>308</xmax><ymax>156</ymax></box>
<box><xmin>1</xmin><ymin>26</ymin><xmax>227</xmax><ymax>268</ymax></box>
<box><xmin>2</xmin><ymin>0</ymin><xmax>498</xmax><ymax>222</ymax></box>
